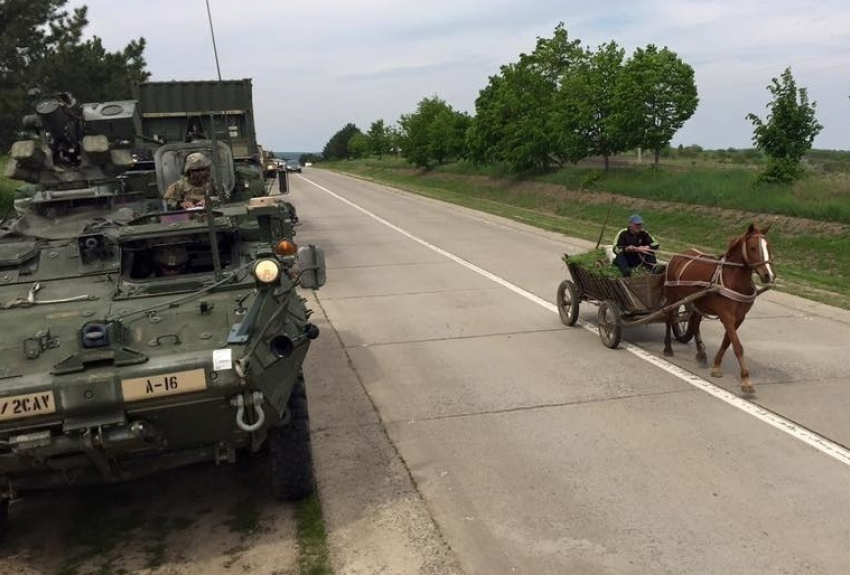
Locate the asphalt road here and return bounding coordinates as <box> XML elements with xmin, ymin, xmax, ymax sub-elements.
<box><xmin>294</xmin><ymin>168</ymin><xmax>850</xmax><ymax>575</ymax></box>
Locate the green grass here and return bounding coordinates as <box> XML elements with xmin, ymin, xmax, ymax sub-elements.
<box><xmin>421</xmin><ymin>159</ymin><xmax>850</xmax><ymax>224</ymax></box>
<box><xmin>296</xmin><ymin>493</ymin><xmax>332</xmax><ymax>575</ymax></box>
<box><xmin>322</xmin><ymin>158</ymin><xmax>850</xmax><ymax>310</ymax></box>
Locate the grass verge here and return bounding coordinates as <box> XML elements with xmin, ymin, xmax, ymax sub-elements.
<box><xmin>322</xmin><ymin>160</ymin><xmax>850</xmax><ymax>311</ymax></box>
<box><xmin>296</xmin><ymin>493</ymin><xmax>333</xmax><ymax>575</ymax></box>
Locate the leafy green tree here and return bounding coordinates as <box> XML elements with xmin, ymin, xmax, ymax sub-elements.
<box><xmin>347</xmin><ymin>132</ymin><xmax>370</xmax><ymax>159</ymax></box>
<box><xmin>467</xmin><ymin>23</ymin><xmax>584</xmax><ymax>172</ymax></box>
<box><xmin>616</xmin><ymin>45</ymin><xmax>698</xmax><ymax>169</ymax></box>
<box><xmin>367</xmin><ymin>119</ymin><xmax>391</xmax><ymax>158</ymax></box>
<box><xmin>427</xmin><ymin>109</ymin><xmax>470</xmax><ymax>164</ymax></box>
<box><xmin>747</xmin><ymin>68</ymin><xmax>822</xmax><ymax>183</ymax></box>
<box><xmin>466</xmin><ymin>77</ymin><xmax>504</xmax><ymax>164</ymax></box>
<box><xmin>556</xmin><ymin>41</ymin><xmax>628</xmax><ymax>170</ymax></box>
<box><xmin>322</xmin><ymin>123</ymin><xmax>361</xmax><ymax>160</ymax></box>
<box><xmin>398</xmin><ymin>96</ymin><xmax>454</xmax><ymax>167</ymax></box>
<box><xmin>0</xmin><ymin>1</ymin><xmax>149</xmax><ymax>149</ymax></box>
<box><xmin>387</xmin><ymin>124</ymin><xmax>403</xmax><ymax>156</ymax></box>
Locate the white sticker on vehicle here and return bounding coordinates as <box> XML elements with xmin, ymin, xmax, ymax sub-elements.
<box><xmin>213</xmin><ymin>348</ymin><xmax>233</xmax><ymax>371</ymax></box>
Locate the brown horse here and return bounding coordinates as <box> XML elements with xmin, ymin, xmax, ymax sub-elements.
<box><xmin>663</xmin><ymin>224</ymin><xmax>775</xmax><ymax>395</ymax></box>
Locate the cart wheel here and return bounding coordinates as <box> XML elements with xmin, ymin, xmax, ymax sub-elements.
<box><xmin>597</xmin><ymin>300</ymin><xmax>623</xmax><ymax>349</ymax></box>
<box><xmin>556</xmin><ymin>280</ymin><xmax>580</xmax><ymax>326</ymax></box>
<box><xmin>671</xmin><ymin>306</ymin><xmax>694</xmax><ymax>343</ymax></box>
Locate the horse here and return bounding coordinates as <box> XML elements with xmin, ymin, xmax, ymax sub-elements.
<box><xmin>662</xmin><ymin>223</ymin><xmax>775</xmax><ymax>395</ymax></box>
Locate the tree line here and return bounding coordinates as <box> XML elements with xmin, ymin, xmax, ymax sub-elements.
<box><xmin>322</xmin><ymin>23</ymin><xmax>822</xmax><ymax>184</ymax></box>
<box><xmin>0</xmin><ymin>0</ymin><xmax>150</xmax><ymax>150</ymax></box>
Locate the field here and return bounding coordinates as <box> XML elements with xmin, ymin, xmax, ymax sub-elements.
<box><xmin>322</xmin><ymin>154</ymin><xmax>850</xmax><ymax>310</ymax></box>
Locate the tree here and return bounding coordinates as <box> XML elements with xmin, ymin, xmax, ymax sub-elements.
<box><xmin>398</xmin><ymin>96</ymin><xmax>470</xmax><ymax>167</ymax></box>
<box><xmin>747</xmin><ymin>68</ymin><xmax>822</xmax><ymax>183</ymax></box>
<box><xmin>556</xmin><ymin>41</ymin><xmax>629</xmax><ymax>170</ymax></box>
<box><xmin>427</xmin><ymin>109</ymin><xmax>470</xmax><ymax>164</ymax></box>
<box><xmin>0</xmin><ymin>1</ymin><xmax>149</xmax><ymax>149</ymax></box>
<box><xmin>367</xmin><ymin>119</ymin><xmax>391</xmax><ymax>158</ymax></box>
<box><xmin>322</xmin><ymin>123</ymin><xmax>361</xmax><ymax>160</ymax></box>
<box><xmin>347</xmin><ymin>132</ymin><xmax>370</xmax><ymax>159</ymax></box>
<box><xmin>398</xmin><ymin>96</ymin><xmax>452</xmax><ymax>167</ymax></box>
<box><xmin>617</xmin><ymin>45</ymin><xmax>698</xmax><ymax>169</ymax></box>
<box><xmin>466</xmin><ymin>23</ymin><xmax>585</xmax><ymax>172</ymax></box>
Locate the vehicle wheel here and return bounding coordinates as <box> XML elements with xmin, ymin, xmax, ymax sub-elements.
<box><xmin>556</xmin><ymin>280</ymin><xmax>580</xmax><ymax>326</ymax></box>
<box><xmin>0</xmin><ymin>499</ymin><xmax>8</xmax><ymax>543</ymax></box>
<box><xmin>671</xmin><ymin>306</ymin><xmax>694</xmax><ymax>343</ymax></box>
<box><xmin>597</xmin><ymin>300</ymin><xmax>623</xmax><ymax>349</ymax></box>
<box><xmin>268</xmin><ymin>375</ymin><xmax>315</xmax><ymax>501</ymax></box>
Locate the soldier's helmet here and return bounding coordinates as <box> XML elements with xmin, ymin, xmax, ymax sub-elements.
<box><xmin>153</xmin><ymin>245</ymin><xmax>189</xmax><ymax>275</ymax></box>
<box><xmin>183</xmin><ymin>152</ymin><xmax>212</xmax><ymax>174</ymax></box>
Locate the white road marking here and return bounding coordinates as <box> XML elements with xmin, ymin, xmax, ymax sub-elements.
<box><xmin>300</xmin><ymin>174</ymin><xmax>850</xmax><ymax>469</ymax></box>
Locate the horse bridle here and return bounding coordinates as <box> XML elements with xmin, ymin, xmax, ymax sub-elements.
<box><xmin>740</xmin><ymin>233</ymin><xmax>773</xmax><ymax>268</ymax></box>
<box><xmin>664</xmin><ymin>234</ymin><xmax>773</xmax><ymax>304</ymax></box>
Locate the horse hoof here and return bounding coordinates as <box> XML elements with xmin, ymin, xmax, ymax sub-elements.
<box><xmin>664</xmin><ymin>349</ymin><xmax>674</xmax><ymax>357</ymax></box>
<box><xmin>710</xmin><ymin>368</ymin><xmax>723</xmax><ymax>378</ymax></box>
<box><xmin>741</xmin><ymin>385</ymin><xmax>755</xmax><ymax>396</ymax></box>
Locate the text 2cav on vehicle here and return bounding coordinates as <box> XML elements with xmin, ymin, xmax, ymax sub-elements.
<box><xmin>0</xmin><ymin>89</ymin><xmax>327</xmax><ymax>539</ymax></box>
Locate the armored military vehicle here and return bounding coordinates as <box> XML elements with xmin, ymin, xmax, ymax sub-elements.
<box><xmin>0</xmin><ymin>91</ymin><xmax>326</xmax><ymax>538</ymax></box>
<box><xmin>132</xmin><ymin>79</ymin><xmax>268</xmax><ymax>199</ymax></box>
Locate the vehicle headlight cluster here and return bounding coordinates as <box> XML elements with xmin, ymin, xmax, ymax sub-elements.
<box><xmin>253</xmin><ymin>259</ymin><xmax>281</xmax><ymax>284</ymax></box>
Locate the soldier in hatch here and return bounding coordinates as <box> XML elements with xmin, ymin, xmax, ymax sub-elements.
<box><xmin>153</xmin><ymin>245</ymin><xmax>189</xmax><ymax>276</ymax></box>
<box><xmin>163</xmin><ymin>152</ymin><xmax>214</xmax><ymax>210</ymax></box>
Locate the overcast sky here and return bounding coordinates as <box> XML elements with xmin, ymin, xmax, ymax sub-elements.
<box><xmin>68</xmin><ymin>0</ymin><xmax>849</xmax><ymax>152</ymax></box>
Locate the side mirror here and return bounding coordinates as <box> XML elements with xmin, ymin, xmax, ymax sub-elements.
<box><xmin>297</xmin><ymin>245</ymin><xmax>326</xmax><ymax>290</ymax></box>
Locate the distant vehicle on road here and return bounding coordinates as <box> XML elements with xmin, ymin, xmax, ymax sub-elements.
<box><xmin>285</xmin><ymin>160</ymin><xmax>302</xmax><ymax>173</ymax></box>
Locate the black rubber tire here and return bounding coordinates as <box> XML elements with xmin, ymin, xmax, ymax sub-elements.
<box><xmin>556</xmin><ymin>280</ymin><xmax>580</xmax><ymax>326</ymax></box>
<box><xmin>671</xmin><ymin>306</ymin><xmax>694</xmax><ymax>343</ymax></box>
<box><xmin>267</xmin><ymin>376</ymin><xmax>315</xmax><ymax>501</ymax></box>
<box><xmin>597</xmin><ymin>300</ymin><xmax>623</xmax><ymax>349</ymax></box>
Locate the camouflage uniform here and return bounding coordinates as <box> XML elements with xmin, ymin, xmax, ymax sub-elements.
<box><xmin>164</xmin><ymin>177</ymin><xmax>213</xmax><ymax>210</ymax></box>
<box><xmin>164</xmin><ymin>152</ymin><xmax>222</xmax><ymax>210</ymax></box>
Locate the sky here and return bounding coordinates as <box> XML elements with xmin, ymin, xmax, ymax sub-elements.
<box><xmin>67</xmin><ymin>0</ymin><xmax>849</xmax><ymax>152</ymax></box>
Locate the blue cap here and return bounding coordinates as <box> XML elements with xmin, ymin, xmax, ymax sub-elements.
<box><xmin>629</xmin><ymin>214</ymin><xmax>644</xmax><ymax>225</ymax></box>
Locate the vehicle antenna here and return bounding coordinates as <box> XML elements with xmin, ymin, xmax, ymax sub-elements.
<box><xmin>205</xmin><ymin>0</ymin><xmax>223</xmax><ymax>81</ymax></box>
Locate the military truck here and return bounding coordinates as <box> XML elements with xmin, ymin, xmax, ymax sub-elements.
<box><xmin>132</xmin><ymin>79</ymin><xmax>267</xmax><ymax>198</ymax></box>
<box><xmin>261</xmin><ymin>147</ymin><xmax>280</xmax><ymax>180</ymax></box>
<box><xmin>0</xmin><ymin>91</ymin><xmax>326</xmax><ymax>538</ymax></box>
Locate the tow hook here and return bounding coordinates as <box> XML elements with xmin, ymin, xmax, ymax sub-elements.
<box><xmin>231</xmin><ymin>391</ymin><xmax>266</xmax><ymax>432</ymax></box>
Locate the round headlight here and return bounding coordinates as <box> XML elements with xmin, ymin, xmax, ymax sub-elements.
<box><xmin>253</xmin><ymin>259</ymin><xmax>281</xmax><ymax>284</ymax></box>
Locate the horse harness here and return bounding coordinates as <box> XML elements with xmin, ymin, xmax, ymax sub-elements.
<box><xmin>664</xmin><ymin>234</ymin><xmax>772</xmax><ymax>304</ymax></box>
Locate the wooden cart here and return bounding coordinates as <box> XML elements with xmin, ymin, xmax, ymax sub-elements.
<box><xmin>556</xmin><ymin>260</ymin><xmax>716</xmax><ymax>349</ymax></box>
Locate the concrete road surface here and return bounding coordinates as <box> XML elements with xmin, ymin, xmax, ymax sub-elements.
<box><xmin>293</xmin><ymin>168</ymin><xmax>850</xmax><ymax>575</ymax></box>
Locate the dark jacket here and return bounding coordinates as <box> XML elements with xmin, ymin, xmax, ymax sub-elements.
<box><xmin>613</xmin><ymin>227</ymin><xmax>659</xmax><ymax>254</ymax></box>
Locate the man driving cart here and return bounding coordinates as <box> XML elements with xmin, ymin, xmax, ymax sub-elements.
<box><xmin>613</xmin><ymin>214</ymin><xmax>659</xmax><ymax>276</ymax></box>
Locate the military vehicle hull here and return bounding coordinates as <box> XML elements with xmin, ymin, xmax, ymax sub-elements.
<box><xmin>0</xmin><ymin>88</ymin><xmax>324</xmax><ymax>539</ymax></box>
<box><xmin>0</xmin><ymin>207</ymin><xmax>317</xmax><ymax>496</ymax></box>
